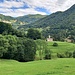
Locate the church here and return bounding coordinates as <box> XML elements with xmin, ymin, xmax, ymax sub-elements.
<box><xmin>46</xmin><ymin>35</ymin><xmax>53</xmax><ymax>42</ymax></box>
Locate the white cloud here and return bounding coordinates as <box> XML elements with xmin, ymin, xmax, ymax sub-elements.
<box><xmin>0</xmin><ymin>0</ymin><xmax>75</xmax><ymax>17</ymax></box>
<box><xmin>0</xmin><ymin>8</ymin><xmax>46</xmax><ymax>17</ymax></box>
<box><xmin>54</xmin><ymin>0</ymin><xmax>75</xmax><ymax>12</ymax></box>
<box><xmin>23</xmin><ymin>0</ymin><xmax>75</xmax><ymax>13</ymax></box>
<box><xmin>0</xmin><ymin>0</ymin><xmax>24</xmax><ymax>8</ymax></box>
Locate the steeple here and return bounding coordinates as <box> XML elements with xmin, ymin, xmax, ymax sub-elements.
<box><xmin>49</xmin><ymin>35</ymin><xmax>50</xmax><ymax>38</ymax></box>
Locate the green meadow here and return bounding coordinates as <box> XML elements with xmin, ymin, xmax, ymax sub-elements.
<box><xmin>0</xmin><ymin>41</ymin><xmax>75</xmax><ymax>75</ymax></box>
<box><xmin>47</xmin><ymin>41</ymin><xmax>75</xmax><ymax>53</ymax></box>
<box><xmin>36</xmin><ymin>41</ymin><xmax>75</xmax><ymax>59</ymax></box>
<box><xmin>0</xmin><ymin>58</ymin><xmax>75</xmax><ymax>75</ymax></box>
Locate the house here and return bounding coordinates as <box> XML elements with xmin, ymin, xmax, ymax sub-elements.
<box><xmin>46</xmin><ymin>35</ymin><xmax>53</xmax><ymax>42</ymax></box>
<box><xmin>65</xmin><ymin>38</ymin><xmax>72</xmax><ymax>42</ymax></box>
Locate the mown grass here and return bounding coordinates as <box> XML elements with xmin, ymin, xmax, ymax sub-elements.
<box><xmin>0</xmin><ymin>58</ymin><xmax>75</xmax><ymax>75</ymax></box>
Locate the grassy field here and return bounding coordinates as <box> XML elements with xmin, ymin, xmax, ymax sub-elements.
<box><xmin>0</xmin><ymin>41</ymin><xmax>75</xmax><ymax>75</ymax></box>
<box><xmin>0</xmin><ymin>58</ymin><xmax>75</xmax><ymax>75</ymax></box>
<box><xmin>47</xmin><ymin>41</ymin><xmax>75</xmax><ymax>53</ymax></box>
<box><xmin>36</xmin><ymin>41</ymin><xmax>75</xmax><ymax>59</ymax></box>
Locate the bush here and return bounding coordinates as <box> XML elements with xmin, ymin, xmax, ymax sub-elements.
<box><xmin>57</xmin><ymin>51</ymin><xmax>73</xmax><ymax>58</ymax></box>
<box><xmin>73</xmin><ymin>51</ymin><xmax>75</xmax><ymax>58</ymax></box>
<box><xmin>44</xmin><ymin>49</ymin><xmax>51</xmax><ymax>59</ymax></box>
<box><xmin>65</xmin><ymin>51</ymin><xmax>72</xmax><ymax>58</ymax></box>
<box><xmin>53</xmin><ymin>42</ymin><xmax>58</xmax><ymax>47</ymax></box>
<box><xmin>57</xmin><ymin>53</ymin><xmax>66</xmax><ymax>58</ymax></box>
<box><xmin>45</xmin><ymin>54</ymin><xmax>51</xmax><ymax>59</ymax></box>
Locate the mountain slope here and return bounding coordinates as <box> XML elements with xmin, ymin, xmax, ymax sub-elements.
<box><xmin>0</xmin><ymin>14</ymin><xmax>14</xmax><ymax>21</ymax></box>
<box><xmin>16</xmin><ymin>14</ymin><xmax>46</xmax><ymax>24</ymax></box>
<box><xmin>19</xmin><ymin>4</ymin><xmax>75</xmax><ymax>28</ymax></box>
<box><xmin>0</xmin><ymin>14</ymin><xmax>46</xmax><ymax>29</ymax></box>
<box><xmin>18</xmin><ymin>4</ymin><xmax>75</xmax><ymax>41</ymax></box>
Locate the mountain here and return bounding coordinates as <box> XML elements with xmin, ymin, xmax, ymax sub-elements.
<box><xmin>0</xmin><ymin>14</ymin><xmax>14</xmax><ymax>21</ymax></box>
<box><xmin>18</xmin><ymin>4</ymin><xmax>75</xmax><ymax>41</ymax></box>
<box><xmin>0</xmin><ymin>14</ymin><xmax>46</xmax><ymax>29</ymax></box>
<box><xmin>0</xmin><ymin>14</ymin><xmax>22</xmax><ymax>29</ymax></box>
<box><xmin>0</xmin><ymin>14</ymin><xmax>19</xmax><ymax>25</ymax></box>
<box><xmin>16</xmin><ymin>14</ymin><xmax>46</xmax><ymax>24</ymax></box>
<box><xmin>19</xmin><ymin>4</ymin><xmax>75</xmax><ymax>28</ymax></box>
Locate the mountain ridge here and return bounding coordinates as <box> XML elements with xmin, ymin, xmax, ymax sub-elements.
<box><xmin>0</xmin><ymin>14</ymin><xmax>46</xmax><ymax>28</ymax></box>
<box><xmin>19</xmin><ymin>4</ymin><xmax>75</xmax><ymax>28</ymax></box>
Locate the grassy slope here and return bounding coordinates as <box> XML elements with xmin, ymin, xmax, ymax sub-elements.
<box><xmin>36</xmin><ymin>41</ymin><xmax>75</xmax><ymax>58</ymax></box>
<box><xmin>47</xmin><ymin>41</ymin><xmax>75</xmax><ymax>53</ymax></box>
<box><xmin>0</xmin><ymin>58</ymin><xmax>75</xmax><ymax>75</ymax></box>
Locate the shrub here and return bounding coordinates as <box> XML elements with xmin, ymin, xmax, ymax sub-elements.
<box><xmin>73</xmin><ymin>51</ymin><xmax>75</xmax><ymax>58</ymax></box>
<box><xmin>65</xmin><ymin>51</ymin><xmax>72</xmax><ymax>58</ymax></box>
<box><xmin>57</xmin><ymin>53</ymin><xmax>66</xmax><ymax>58</ymax></box>
<box><xmin>44</xmin><ymin>49</ymin><xmax>51</xmax><ymax>59</ymax></box>
<box><xmin>53</xmin><ymin>42</ymin><xmax>58</xmax><ymax>47</ymax></box>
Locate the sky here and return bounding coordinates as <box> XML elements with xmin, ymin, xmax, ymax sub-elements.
<box><xmin>0</xmin><ymin>0</ymin><xmax>75</xmax><ymax>17</ymax></box>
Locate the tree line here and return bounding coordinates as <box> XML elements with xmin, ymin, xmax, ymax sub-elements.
<box><xmin>1</xmin><ymin>22</ymin><xmax>75</xmax><ymax>62</ymax></box>
<box><xmin>0</xmin><ymin>34</ymin><xmax>37</xmax><ymax>62</ymax></box>
<box><xmin>0</xmin><ymin>22</ymin><xmax>50</xmax><ymax>62</ymax></box>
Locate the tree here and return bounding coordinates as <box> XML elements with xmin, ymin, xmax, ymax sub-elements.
<box><xmin>5</xmin><ymin>35</ymin><xmax>18</xmax><ymax>46</ymax></box>
<box><xmin>16</xmin><ymin>38</ymin><xmax>37</xmax><ymax>62</ymax></box>
<box><xmin>3</xmin><ymin>35</ymin><xmax>17</xmax><ymax>59</ymax></box>
<box><xmin>35</xmin><ymin>39</ymin><xmax>47</xmax><ymax>60</ymax></box>
<box><xmin>0</xmin><ymin>22</ymin><xmax>12</xmax><ymax>34</ymax></box>
<box><xmin>0</xmin><ymin>47</ymin><xmax>5</xmax><ymax>57</ymax></box>
<box><xmin>3</xmin><ymin>45</ymin><xmax>17</xmax><ymax>59</ymax></box>
<box><xmin>14</xmin><ymin>44</ymin><xmax>25</xmax><ymax>62</ymax></box>
<box><xmin>23</xmin><ymin>39</ymin><xmax>36</xmax><ymax>61</ymax></box>
<box><xmin>0</xmin><ymin>35</ymin><xmax>9</xmax><ymax>57</ymax></box>
<box><xmin>27</xmin><ymin>28</ymin><xmax>41</xmax><ymax>40</ymax></box>
<box><xmin>2</xmin><ymin>36</ymin><xmax>36</xmax><ymax>62</ymax></box>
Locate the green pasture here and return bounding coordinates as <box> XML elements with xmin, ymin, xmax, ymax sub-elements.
<box><xmin>47</xmin><ymin>41</ymin><xmax>75</xmax><ymax>53</ymax></box>
<box><xmin>0</xmin><ymin>58</ymin><xmax>75</xmax><ymax>75</ymax></box>
<box><xmin>36</xmin><ymin>41</ymin><xmax>75</xmax><ymax>59</ymax></box>
<box><xmin>0</xmin><ymin>41</ymin><xmax>75</xmax><ymax>75</ymax></box>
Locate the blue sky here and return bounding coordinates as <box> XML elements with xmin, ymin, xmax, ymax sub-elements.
<box><xmin>0</xmin><ymin>0</ymin><xmax>75</xmax><ymax>17</ymax></box>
